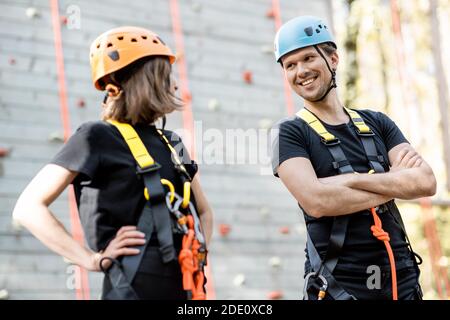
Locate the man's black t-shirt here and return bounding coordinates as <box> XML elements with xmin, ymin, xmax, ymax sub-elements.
<box><xmin>51</xmin><ymin>121</ymin><xmax>198</xmax><ymax>269</ymax></box>
<box><xmin>272</xmin><ymin>108</ymin><xmax>414</xmax><ymax>272</ymax></box>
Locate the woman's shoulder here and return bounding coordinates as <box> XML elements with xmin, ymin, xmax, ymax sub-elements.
<box><xmin>75</xmin><ymin>120</ymin><xmax>118</xmax><ymax>137</ymax></box>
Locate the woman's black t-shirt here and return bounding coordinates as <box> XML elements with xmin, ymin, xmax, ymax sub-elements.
<box><xmin>51</xmin><ymin>120</ymin><xmax>198</xmax><ymax>273</ymax></box>
<box><xmin>272</xmin><ymin>109</ymin><xmax>415</xmax><ymax>272</ymax></box>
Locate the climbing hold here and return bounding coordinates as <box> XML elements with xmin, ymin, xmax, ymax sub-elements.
<box><xmin>77</xmin><ymin>98</ymin><xmax>86</xmax><ymax>108</ymax></box>
<box><xmin>294</xmin><ymin>223</ymin><xmax>304</xmax><ymax>235</ymax></box>
<box><xmin>191</xmin><ymin>2</ymin><xmax>202</xmax><ymax>12</ymax></box>
<box><xmin>258</xmin><ymin>118</ymin><xmax>272</xmax><ymax>130</ymax></box>
<box><xmin>242</xmin><ymin>70</ymin><xmax>253</xmax><ymax>84</ymax></box>
<box><xmin>11</xmin><ymin>219</ymin><xmax>23</xmax><ymax>232</ymax></box>
<box><xmin>48</xmin><ymin>132</ymin><xmax>64</xmax><ymax>143</ymax></box>
<box><xmin>218</xmin><ymin>223</ymin><xmax>231</xmax><ymax>237</ymax></box>
<box><xmin>175</xmin><ymin>51</ymin><xmax>184</xmax><ymax>61</ymax></box>
<box><xmin>0</xmin><ymin>289</ymin><xmax>9</xmax><ymax>300</ymax></box>
<box><xmin>25</xmin><ymin>7</ymin><xmax>40</xmax><ymax>19</ymax></box>
<box><xmin>259</xmin><ymin>206</ymin><xmax>270</xmax><ymax>218</ymax></box>
<box><xmin>267</xmin><ymin>290</ymin><xmax>283</xmax><ymax>300</ymax></box>
<box><xmin>63</xmin><ymin>257</ymin><xmax>74</xmax><ymax>265</ymax></box>
<box><xmin>279</xmin><ymin>226</ymin><xmax>290</xmax><ymax>235</ymax></box>
<box><xmin>60</xmin><ymin>15</ymin><xmax>68</xmax><ymax>25</ymax></box>
<box><xmin>207</xmin><ymin>98</ymin><xmax>220</xmax><ymax>111</ymax></box>
<box><xmin>182</xmin><ymin>91</ymin><xmax>192</xmax><ymax>102</ymax></box>
<box><xmin>0</xmin><ymin>147</ymin><xmax>10</xmax><ymax>157</ymax></box>
<box><xmin>438</xmin><ymin>256</ymin><xmax>448</xmax><ymax>267</ymax></box>
<box><xmin>260</xmin><ymin>45</ymin><xmax>273</xmax><ymax>54</ymax></box>
<box><xmin>269</xmin><ymin>256</ymin><xmax>282</xmax><ymax>268</ymax></box>
<box><xmin>233</xmin><ymin>273</ymin><xmax>246</xmax><ymax>287</ymax></box>
<box><xmin>266</xmin><ymin>8</ymin><xmax>275</xmax><ymax>19</ymax></box>
<box><xmin>8</xmin><ymin>57</ymin><xmax>16</xmax><ymax>65</ymax></box>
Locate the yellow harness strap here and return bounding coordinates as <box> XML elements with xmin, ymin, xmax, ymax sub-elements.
<box><xmin>296</xmin><ymin>107</ymin><xmax>372</xmax><ymax>142</ymax></box>
<box><xmin>108</xmin><ymin>120</ymin><xmax>190</xmax><ymax>206</ymax></box>
<box><xmin>343</xmin><ymin>107</ymin><xmax>372</xmax><ymax>134</ymax></box>
<box><xmin>107</xmin><ymin>119</ymin><xmax>155</xmax><ymax>169</ymax></box>
<box><xmin>296</xmin><ymin>108</ymin><xmax>337</xmax><ymax>143</ymax></box>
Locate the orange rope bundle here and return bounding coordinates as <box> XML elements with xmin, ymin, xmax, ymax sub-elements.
<box><xmin>178</xmin><ymin>215</ymin><xmax>206</xmax><ymax>300</ymax></box>
<box><xmin>370</xmin><ymin>207</ymin><xmax>398</xmax><ymax>300</ymax></box>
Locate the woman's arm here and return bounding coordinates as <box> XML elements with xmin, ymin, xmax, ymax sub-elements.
<box><xmin>12</xmin><ymin>164</ymin><xmax>145</xmax><ymax>271</ymax></box>
<box><xmin>191</xmin><ymin>175</ymin><xmax>213</xmax><ymax>247</ymax></box>
<box><xmin>12</xmin><ymin>164</ymin><xmax>100</xmax><ymax>270</ymax></box>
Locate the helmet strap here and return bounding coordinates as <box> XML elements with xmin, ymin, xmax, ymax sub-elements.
<box><xmin>310</xmin><ymin>45</ymin><xmax>337</xmax><ymax>102</ymax></box>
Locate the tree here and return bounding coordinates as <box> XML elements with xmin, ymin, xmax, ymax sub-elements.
<box><xmin>344</xmin><ymin>0</ymin><xmax>361</xmax><ymax>107</ymax></box>
<box><xmin>429</xmin><ymin>0</ymin><xmax>450</xmax><ymax>191</ymax></box>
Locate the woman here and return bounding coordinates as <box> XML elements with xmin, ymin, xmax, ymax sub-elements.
<box><xmin>12</xmin><ymin>26</ymin><xmax>213</xmax><ymax>300</ymax></box>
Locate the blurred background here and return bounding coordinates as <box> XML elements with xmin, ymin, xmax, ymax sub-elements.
<box><xmin>0</xmin><ymin>0</ymin><xmax>448</xmax><ymax>300</ymax></box>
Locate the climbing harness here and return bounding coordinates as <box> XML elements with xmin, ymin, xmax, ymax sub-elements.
<box><xmin>298</xmin><ymin>107</ymin><xmax>421</xmax><ymax>300</ymax></box>
<box><xmin>100</xmin><ymin>120</ymin><xmax>207</xmax><ymax>300</ymax></box>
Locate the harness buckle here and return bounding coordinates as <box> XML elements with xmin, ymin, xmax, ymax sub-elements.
<box><xmin>322</xmin><ymin>138</ymin><xmax>340</xmax><ymax>146</ymax></box>
<box><xmin>356</xmin><ymin>130</ymin><xmax>375</xmax><ymax>137</ymax></box>
<box><xmin>136</xmin><ymin>162</ymin><xmax>162</xmax><ymax>175</ymax></box>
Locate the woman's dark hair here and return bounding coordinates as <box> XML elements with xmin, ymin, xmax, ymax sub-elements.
<box><xmin>102</xmin><ymin>56</ymin><xmax>183</xmax><ymax>125</ymax></box>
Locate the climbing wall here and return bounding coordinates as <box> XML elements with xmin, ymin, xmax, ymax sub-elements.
<box><xmin>0</xmin><ymin>0</ymin><xmax>333</xmax><ymax>299</ymax></box>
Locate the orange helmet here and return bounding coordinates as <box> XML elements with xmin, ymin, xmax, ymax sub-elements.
<box><xmin>89</xmin><ymin>26</ymin><xmax>176</xmax><ymax>90</ymax></box>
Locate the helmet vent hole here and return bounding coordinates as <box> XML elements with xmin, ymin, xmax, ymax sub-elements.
<box><xmin>131</xmin><ymin>38</ymin><xmax>137</xmax><ymax>42</ymax></box>
<box><xmin>141</xmin><ymin>35</ymin><xmax>147</xmax><ymax>40</ymax></box>
<box><xmin>304</xmin><ymin>27</ymin><xmax>313</xmax><ymax>37</ymax></box>
<box><xmin>107</xmin><ymin>43</ymin><xmax>113</xmax><ymax>47</ymax></box>
<box><xmin>96</xmin><ymin>43</ymin><xmax>100</xmax><ymax>49</ymax></box>
<box><xmin>324</xmin><ymin>25</ymin><xmax>328</xmax><ymax>29</ymax></box>
<box><xmin>152</xmin><ymin>39</ymin><xmax>158</xmax><ymax>44</ymax></box>
<box><xmin>319</xmin><ymin>24</ymin><xmax>323</xmax><ymax>29</ymax></box>
<box><xmin>117</xmin><ymin>36</ymin><xmax>124</xmax><ymax>40</ymax></box>
<box><xmin>316</xmin><ymin>29</ymin><xmax>320</xmax><ymax>33</ymax></box>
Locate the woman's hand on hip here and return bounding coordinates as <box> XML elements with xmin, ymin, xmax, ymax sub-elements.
<box><xmin>90</xmin><ymin>226</ymin><xmax>146</xmax><ymax>272</ymax></box>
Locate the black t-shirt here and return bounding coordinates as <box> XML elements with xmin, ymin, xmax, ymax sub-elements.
<box><xmin>51</xmin><ymin>121</ymin><xmax>198</xmax><ymax>254</ymax></box>
<box><xmin>272</xmin><ymin>108</ymin><xmax>414</xmax><ymax>272</ymax></box>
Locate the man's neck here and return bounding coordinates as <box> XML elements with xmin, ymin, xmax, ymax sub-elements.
<box><xmin>303</xmin><ymin>92</ymin><xmax>348</xmax><ymax>125</ymax></box>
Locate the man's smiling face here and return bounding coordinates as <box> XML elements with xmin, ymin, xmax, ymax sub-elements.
<box><xmin>281</xmin><ymin>45</ymin><xmax>338</xmax><ymax>103</ymax></box>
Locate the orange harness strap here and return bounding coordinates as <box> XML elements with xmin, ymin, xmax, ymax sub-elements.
<box><xmin>178</xmin><ymin>215</ymin><xmax>206</xmax><ymax>300</ymax></box>
<box><xmin>370</xmin><ymin>207</ymin><xmax>398</xmax><ymax>300</ymax></box>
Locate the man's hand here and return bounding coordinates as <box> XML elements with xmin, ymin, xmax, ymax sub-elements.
<box><xmin>390</xmin><ymin>146</ymin><xmax>423</xmax><ymax>172</ymax></box>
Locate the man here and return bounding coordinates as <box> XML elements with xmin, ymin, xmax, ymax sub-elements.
<box><xmin>271</xmin><ymin>16</ymin><xmax>436</xmax><ymax>300</ymax></box>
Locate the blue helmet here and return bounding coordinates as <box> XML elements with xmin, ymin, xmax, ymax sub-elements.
<box><xmin>274</xmin><ymin>16</ymin><xmax>336</xmax><ymax>63</ymax></box>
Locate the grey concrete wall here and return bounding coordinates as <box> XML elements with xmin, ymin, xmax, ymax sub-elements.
<box><xmin>0</xmin><ymin>0</ymin><xmax>331</xmax><ymax>299</ymax></box>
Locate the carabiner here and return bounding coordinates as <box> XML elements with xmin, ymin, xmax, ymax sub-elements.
<box><xmin>182</xmin><ymin>181</ymin><xmax>191</xmax><ymax>209</ymax></box>
<box><xmin>161</xmin><ymin>178</ymin><xmax>175</xmax><ymax>204</ymax></box>
<box><xmin>143</xmin><ymin>178</ymin><xmax>175</xmax><ymax>203</ymax></box>
<box><xmin>303</xmin><ymin>272</ymin><xmax>328</xmax><ymax>300</ymax></box>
